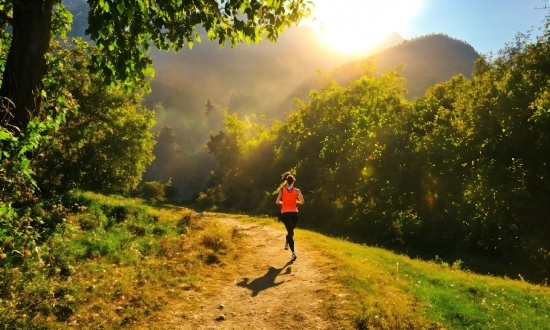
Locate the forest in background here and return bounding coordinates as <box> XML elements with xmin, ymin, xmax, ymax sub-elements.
<box><xmin>144</xmin><ymin>32</ymin><xmax>480</xmax><ymax>200</ymax></box>
<box><xmin>199</xmin><ymin>26</ymin><xmax>550</xmax><ymax>281</ymax></box>
<box><xmin>62</xmin><ymin>1</ymin><xmax>480</xmax><ymax>201</ymax></box>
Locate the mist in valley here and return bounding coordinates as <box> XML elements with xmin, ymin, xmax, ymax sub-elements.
<box><xmin>142</xmin><ymin>28</ymin><xmax>479</xmax><ymax>201</ymax></box>
<box><xmin>142</xmin><ymin>26</ymin><xmax>368</xmax><ymax>200</ymax></box>
<box><xmin>62</xmin><ymin>0</ymin><xmax>479</xmax><ymax>201</ymax></box>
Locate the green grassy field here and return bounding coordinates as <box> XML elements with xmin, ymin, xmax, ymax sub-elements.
<box><xmin>315</xmin><ymin>233</ymin><xmax>550</xmax><ymax>329</ymax></box>
<box><xmin>2</xmin><ymin>192</ymin><xmax>549</xmax><ymax>329</ymax></box>
<box><xmin>234</xmin><ymin>215</ymin><xmax>550</xmax><ymax>329</ymax></box>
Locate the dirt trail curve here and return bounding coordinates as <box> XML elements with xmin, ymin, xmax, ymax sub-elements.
<box><xmin>159</xmin><ymin>216</ymin><xmax>343</xmax><ymax>330</ymax></box>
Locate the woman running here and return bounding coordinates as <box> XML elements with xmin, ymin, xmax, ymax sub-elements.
<box><xmin>275</xmin><ymin>172</ymin><xmax>305</xmax><ymax>262</ymax></box>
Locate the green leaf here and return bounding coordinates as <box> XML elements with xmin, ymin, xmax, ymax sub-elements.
<box><xmin>18</xmin><ymin>146</ymin><xmax>29</xmax><ymax>156</ymax></box>
<box><xmin>207</xmin><ymin>29</ymin><xmax>216</xmax><ymax>40</ymax></box>
<box><xmin>0</xmin><ymin>130</ymin><xmax>11</xmax><ymax>140</ymax></box>
<box><xmin>57</xmin><ymin>96</ymin><xmax>68</xmax><ymax>107</ymax></box>
<box><xmin>20</xmin><ymin>159</ymin><xmax>31</xmax><ymax>168</ymax></box>
<box><xmin>116</xmin><ymin>2</ymin><xmax>126</xmax><ymax>14</ymax></box>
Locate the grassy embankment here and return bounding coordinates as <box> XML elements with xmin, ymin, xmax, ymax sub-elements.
<box><xmin>2</xmin><ymin>192</ymin><xmax>549</xmax><ymax>329</ymax></box>
<box><xmin>1</xmin><ymin>191</ymin><xmax>248</xmax><ymax>329</ymax></box>
<box><xmin>228</xmin><ymin>215</ymin><xmax>550</xmax><ymax>329</ymax></box>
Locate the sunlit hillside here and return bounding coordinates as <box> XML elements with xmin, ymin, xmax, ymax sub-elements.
<box><xmin>2</xmin><ymin>192</ymin><xmax>549</xmax><ymax>328</ymax></box>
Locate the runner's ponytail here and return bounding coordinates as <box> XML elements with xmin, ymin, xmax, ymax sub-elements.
<box><xmin>278</xmin><ymin>172</ymin><xmax>295</xmax><ymax>190</ymax></box>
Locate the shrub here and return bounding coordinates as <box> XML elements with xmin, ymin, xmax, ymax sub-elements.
<box><xmin>142</xmin><ymin>181</ymin><xmax>165</xmax><ymax>202</ymax></box>
<box><xmin>109</xmin><ymin>205</ymin><xmax>129</xmax><ymax>223</ymax></box>
<box><xmin>127</xmin><ymin>224</ymin><xmax>146</xmax><ymax>236</ymax></box>
<box><xmin>201</xmin><ymin>234</ymin><xmax>225</xmax><ymax>252</ymax></box>
<box><xmin>164</xmin><ymin>185</ymin><xmax>180</xmax><ymax>203</ymax></box>
<box><xmin>152</xmin><ymin>226</ymin><xmax>167</xmax><ymax>236</ymax></box>
<box><xmin>77</xmin><ymin>210</ymin><xmax>107</xmax><ymax>231</ymax></box>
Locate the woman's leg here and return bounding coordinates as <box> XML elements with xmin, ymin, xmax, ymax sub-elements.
<box><xmin>281</xmin><ymin>213</ymin><xmax>298</xmax><ymax>252</ymax></box>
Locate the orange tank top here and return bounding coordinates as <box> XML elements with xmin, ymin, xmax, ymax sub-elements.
<box><xmin>281</xmin><ymin>187</ymin><xmax>299</xmax><ymax>213</ymax></box>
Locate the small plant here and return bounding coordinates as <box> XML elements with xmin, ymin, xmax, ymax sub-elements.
<box><xmin>127</xmin><ymin>224</ymin><xmax>146</xmax><ymax>236</ymax></box>
<box><xmin>205</xmin><ymin>253</ymin><xmax>221</xmax><ymax>265</ymax></box>
<box><xmin>77</xmin><ymin>211</ymin><xmax>107</xmax><ymax>231</ymax></box>
<box><xmin>136</xmin><ymin>240</ymin><xmax>159</xmax><ymax>257</ymax></box>
<box><xmin>178</xmin><ymin>215</ymin><xmax>190</xmax><ymax>227</ymax></box>
<box><xmin>230</xmin><ymin>226</ymin><xmax>242</xmax><ymax>238</ymax></box>
<box><xmin>201</xmin><ymin>234</ymin><xmax>225</xmax><ymax>252</ymax></box>
<box><xmin>434</xmin><ymin>255</ymin><xmax>450</xmax><ymax>268</ymax></box>
<box><xmin>152</xmin><ymin>226</ymin><xmax>167</xmax><ymax>236</ymax></box>
<box><xmin>178</xmin><ymin>212</ymin><xmax>201</xmax><ymax>230</ymax></box>
<box><xmin>451</xmin><ymin>259</ymin><xmax>464</xmax><ymax>270</ymax></box>
<box><xmin>109</xmin><ymin>205</ymin><xmax>129</xmax><ymax>223</ymax></box>
<box><xmin>176</xmin><ymin>221</ymin><xmax>188</xmax><ymax>234</ymax></box>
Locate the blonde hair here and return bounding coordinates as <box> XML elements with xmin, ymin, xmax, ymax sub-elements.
<box><xmin>278</xmin><ymin>172</ymin><xmax>295</xmax><ymax>190</ymax></box>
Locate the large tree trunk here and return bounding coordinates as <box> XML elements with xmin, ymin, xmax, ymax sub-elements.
<box><xmin>0</xmin><ymin>0</ymin><xmax>54</xmax><ymax>131</ymax></box>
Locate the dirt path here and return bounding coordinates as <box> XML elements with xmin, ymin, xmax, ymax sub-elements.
<box><xmin>157</xmin><ymin>217</ymin><xmax>342</xmax><ymax>329</ymax></box>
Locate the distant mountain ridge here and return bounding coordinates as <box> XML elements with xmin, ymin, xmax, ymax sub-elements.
<box><xmin>276</xmin><ymin>33</ymin><xmax>481</xmax><ymax>113</ymax></box>
<box><xmin>375</xmin><ymin>33</ymin><xmax>480</xmax><ymax>97</ymax></box>
<box><xmin>367</xmin><ymin>31</ymin><xmax>406</xmax><ymax>55</ymax></box>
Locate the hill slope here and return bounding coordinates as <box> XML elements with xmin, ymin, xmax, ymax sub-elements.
<box><xmin>0</xmin><ymin>193</ymin><xmax>550</xmax><ymax>329</ymax></box>
<box><xmin>376</xmin><ymin>33</ymin><xmax>480</xmax><ymax>97</ymax></box>
<box><xmin>3</xmin><ymin>192</ymin><xmax>549</xmax><ymax>328</ymax></box>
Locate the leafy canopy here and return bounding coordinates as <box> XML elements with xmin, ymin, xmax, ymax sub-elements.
<box><xmin>86</xmin><ymin>0</ymin><xmax>313</xmax><ymax>90</ymax></box>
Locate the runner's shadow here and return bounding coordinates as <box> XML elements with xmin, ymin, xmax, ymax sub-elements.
<box><xmin>237</xmin><ymin>262</ymin><xmax>292</xmax><ymax>297</ymax></box>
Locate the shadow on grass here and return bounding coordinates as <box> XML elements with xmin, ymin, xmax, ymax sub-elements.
<box><xmin>237</xmin><ymin>262</ymin><xmax>293</xmax><ymax>297</ymax></box>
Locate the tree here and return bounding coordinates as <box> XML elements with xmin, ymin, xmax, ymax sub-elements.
<box><xmin>0</xmin><ymin>0</ymin><xmax>313</xmax><ymax>131</ymax></box>
<box><xmin>35</xmin><ymin>39</ymin><xmax>156</xmax><ymax>195</ymax></box>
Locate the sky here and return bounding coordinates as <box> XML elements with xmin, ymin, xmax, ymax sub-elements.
<box><xmin>305</xmin><ymin>0</ymin><xmax>549</xmax><ymax>54</ymax></box>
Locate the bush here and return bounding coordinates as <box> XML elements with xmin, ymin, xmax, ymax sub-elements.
<box><xmin>109</xmin><ymin>205</ymin><xmax>129</xmax><ymax>223</ymax></box>
<box><xmin>142</xmin><ymin>181</ymin><xmax>166</xmax><ymax>202</ymax></box>
<box><xmin>77</xmin><ymin>205</ymin><xmax>107</xmax><ymax>231</ymax></box>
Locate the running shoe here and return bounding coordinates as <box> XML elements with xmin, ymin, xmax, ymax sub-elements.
<box><xmin>290</xmin><ymin>252</ymin><xmax>297</xmax><ymax>262</ymax></box>
<box><xmin>284</xmin><ymin>243</ymin><xmax>289</xmax><ymax>250</ymax></box>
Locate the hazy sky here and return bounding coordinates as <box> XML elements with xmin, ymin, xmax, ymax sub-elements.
<box><xmin>306</xmin><ymin>0</ymin><xmax>549</xmax><ymax>54</ymax></box>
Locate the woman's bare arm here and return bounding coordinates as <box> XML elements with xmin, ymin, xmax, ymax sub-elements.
<box><xmin>276</xmin><ymin>190</ymin><xmax>283</xmax><ymax>205</ymax></box>
<box><xmin>297</xmin><ymin>189</ymin><xmax>305</xmax><ymax>205</ymax></box>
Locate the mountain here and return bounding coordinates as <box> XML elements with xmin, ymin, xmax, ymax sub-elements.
<box><xmin>276</xmin><ymin>33</ymin><xmax>481</xmax><ymax>113</ymax></box>
<box><xmin>367</xmin><ymin>31</ymin><xmax>406</xmax><ymax>55</ymax></box>
<box><xmin>375</xmin><ymin>33</ymin><xmax>480</xmax><ymax>97</ymax></box>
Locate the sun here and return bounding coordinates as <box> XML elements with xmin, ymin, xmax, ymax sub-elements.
<box><xmin>305</xmin><ymin>0</ymin><xmax>424</xmax><ymax>54</ymax></box>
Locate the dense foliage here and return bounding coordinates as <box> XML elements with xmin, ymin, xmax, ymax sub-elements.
<box><xmin>1</xmin><ymin>37</ymin><xmax>155</xmax><ymax>267</ymax></box>
<box><xmin>35</xmin><ymin>39</ymin><xmax>155</xmax><ymax>196</ymax></box>
<box><xmin>203</xmin><ymin>21</ymin><xmax>550</xmax><ymax>279</ymax></box>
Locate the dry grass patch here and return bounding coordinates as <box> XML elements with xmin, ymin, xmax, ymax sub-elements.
<box><xmin>0</xmin><ymin>192</ymin><xmax>250</xmax><ymax>329</ymax></box>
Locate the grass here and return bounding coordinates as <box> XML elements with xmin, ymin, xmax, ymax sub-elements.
<box><xmin>234</xmin><ymin>214</ymin><xmax>550</xmax><ymax>329</ymax></box>
<box><xmin>3</xmin><ymin>193</ymin><xmax>550</xmax><ymax>329</ymax></box>
<box><xmin>0</xmin><ymin>191</ymin><xmax>248</xmax><ymax>329</ymax></box>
